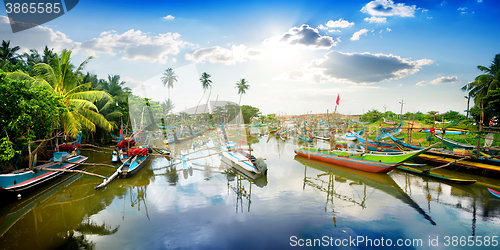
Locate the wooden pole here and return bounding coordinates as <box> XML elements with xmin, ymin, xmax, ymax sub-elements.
<box><xmin>37</xmin><ymin>167</ymin><xmax>106</xmax><ymax>178</ymax></box>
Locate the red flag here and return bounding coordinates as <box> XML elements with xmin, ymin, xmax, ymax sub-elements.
<box><xmin>336</xmin><ymin>94</ymin><xmax>340</xmax><ymax>105</ymax></box>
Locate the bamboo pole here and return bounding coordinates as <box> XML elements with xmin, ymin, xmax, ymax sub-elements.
<box><xmin>37</xmin><ymin>167</ymin><xmax>106</xmax><ymax>178</ymax></box>
<box><xmin>38</xmin><ymin>160</ymin><xmax>118</xmax><ymax>169</ymax></box>
<box><xmin>425</xmin><ymin>157</ymin><xmax>470</xmax><ymax>172</ymax></box>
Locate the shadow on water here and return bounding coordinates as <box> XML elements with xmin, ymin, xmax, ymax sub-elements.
<box><xmin>294</xmin><ymin>155</ymin><xmax>437</xmax><ymax>226</ymax></box>
<box><xmin>0</xmin><ymin>151</ymin><xmax>156</xmax><ymax>250</ymax></box>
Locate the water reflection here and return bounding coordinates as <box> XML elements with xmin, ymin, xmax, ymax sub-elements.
<box><xmin>295</xmin><ymin>155</ymin><xmax>437</xmax><ymax>226</ymax></box>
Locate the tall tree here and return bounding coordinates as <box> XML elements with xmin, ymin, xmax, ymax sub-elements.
<box><xmin>0</xmin><ymin>40</ymin><xmax>20</xmax><ymax>64</ymax></box>
<box><xmin>7</xmin><ymin>49</ymin><xmax>112</xmax><ymax>138</ymax></box>
<box><xmin>196</xmin><ymin>72</ymin><xmax>212</xmax><ymax>115</ymax></box>
<box><xmin>235</xmin><ymin>78</ymin><xmax>249</xmax><ymax>106</ymax></box>
<box><xmin>462</xmin><ymin>53</ymin><xmax>500</xmax><ymax>106</ymax></box>
<box><xmin>161</xmin><ymin>68</ymin><xmax>178</xmax><ymax>103</ymax></box>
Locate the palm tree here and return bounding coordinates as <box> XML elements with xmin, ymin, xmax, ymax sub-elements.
<box><xmin>462</xmin><ymin>53</ymin><xmax>500</xmax><ymax>106</ymax></box>
<box><xmin>195</xmin><ymin>72</ymin><xmax>212</xmax><ymax>115</ymax></box>
<box><xmin>0</xmin><ymin>40</ymin><xmax>20</xmax><ymax>64</ymax></box>
<box><xmin>161</xmin><ymin>99</ymin><xmax>175</xmax><ymax>115</ymax></box>
<box><xmin>7</xmin><ymin>49</ymin><xmax>112</xmax><ymax>138</ymax></box>
<box><xmin>161</xmin><ymin>68</ymin><xmax>178</xmax><ymax>103</ymax></box>
<box><xmin>235</xmin><ymin>78</ymin><xmax>250</xmax><ymax>106</ymax></box>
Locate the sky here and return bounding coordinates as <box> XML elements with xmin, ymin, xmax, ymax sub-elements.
<box><xmin>1</xmin><ymin>0</ymin><xmax>499</xmax><ymax>116</ymax></box>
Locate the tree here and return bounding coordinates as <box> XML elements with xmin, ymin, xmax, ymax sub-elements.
<box><xmin>241</xmin><ymin>105</ymin><xmax>260</xmax><ymax>124</ymax></box>
<box><xmin>235</xmin><ymin>78</ymin><xmax>249</xmax><ymax>106</ymax></box>
<box><xmin>195</xmin><ymin>72</ymin><xmax>212</xmax><ymax>115</ymax></box>
<box><xmin>462</xmin><ymin>53</ymin><xmax>500</xmax><ymax>106</ymax></box>
<box><xmin>360</xmin><ymin>109</ymin><xmax>383</xmax><ymax>123</ymax></box>
<box><xmin>161</xmin><ymin>68</ymin><xmax>177</xmax><ymax>103</ymax></box>
<box><xmin>161</xmin><ymin>99</ymin><xmax>175</xmax><ymax>115</ymax></box>
<box><xmin>0</xmin><ymin>70</ymin><xmax>66</xmax><ymax>166</ymax></box>
<box><xmin>0</xmin><ymin>40</ymin><xmax>20</xmax><ymax>64</ymax></box>
<box><xmin>7</xmin><ymin>49</ymin><xmax>112</xmax><ymax>138</ymax></box>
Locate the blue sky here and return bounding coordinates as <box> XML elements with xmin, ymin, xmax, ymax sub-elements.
<box><xmin>1</xmin><ymin>0</ymin><xmax>499</xmax><ymax>116</ymax></box>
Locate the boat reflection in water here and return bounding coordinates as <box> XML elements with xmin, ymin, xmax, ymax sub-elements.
<box><xmin>294</xmin><ymin>155</ymin><xmax>436</xmax><ymax>226</ymax></box>
<box><xmin>220</xmin><ymin>159</ymin><xmax>267</xmax><ymax>213</ymax></box>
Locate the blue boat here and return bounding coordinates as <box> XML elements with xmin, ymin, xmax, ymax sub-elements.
<box><xmin>118</xmin><ymin>154</ymin><xmax>150</xmax><ymax>178</ymax></box>
<box><xmin>0</xmin><ymin>153</ymin><xmax>88</xmax><ymax>193</ymax></box>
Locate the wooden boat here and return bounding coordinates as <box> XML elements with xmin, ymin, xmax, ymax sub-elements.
<box><xmin>0</xmin><ymin>153</ymin><xmax>88</xmax><ymax>192</ymax></box>
<box><xmin>338</xmin><ymin>130</ymin><xmax>363</xmax><ymax>141</ymax></box>
<box><xmin>217</xmin><ymin>129</ymin><xmax>267</xmax><ymax>177</ymax></box>
<box><xmin>118</xmin><ymin>153</ymin><xmax>150</xmax><ymax>178</ymax></box>
<box><xmin>432</xmin><ymin>133</ymin><xmax>476</xmax><ymax>150</ymax></box>
<box><xmin>401</xmin><ymin>162</ymin><xmax>426</xmax><ymax>168</ymax></box>
<box><xmin>397</xmin><ymin>166</ymin><xmax>476</xmax><ymax>184</ymax></box>
<box><xmin>294</xmin><ymin>143</ymin><xmax>439</xmax><ymax>173</ymax></box>
<box><xmin>354</xmin><ymin>133</ymin><xmax>400</xmax><ymax>152</ymax></box>
<box><xmin>95</xmin><ymin>151</ymin><xmax>150</xmax><ymax>190</ymax></box>
<box><xmin>488</xmin><ymin>188</ymin><xmax>500</xmax><ymax>198</ymax></box>
<box><xmin>376</xmin><ymin>121</ymin><xmax>403</xmax><ymax>140</ymax></box>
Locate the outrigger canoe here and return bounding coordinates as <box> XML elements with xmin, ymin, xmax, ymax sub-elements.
<box><xmin>488</xmin><ymin>188</ymin><xmax>500</xmax><ymax>198</ymax></box>
<box><xmin>397</xmin><ymin>165</ymin><xmax>476</xmax><ymax>185</ymax></box>
<box><xmin>294</xmin><ymin>143</ymin><xmax>439</xmax><ymax>173</ymax></box>
<box><xmin>0</xmin><ymin>154</ymin><xmax>88</xmax><ymax>192</ymax></box>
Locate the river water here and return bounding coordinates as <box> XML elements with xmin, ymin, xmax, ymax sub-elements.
<box><xmin>1</xmin><ymin>130</ymin><xmax>500</xmax><ymax>249</ymax></box>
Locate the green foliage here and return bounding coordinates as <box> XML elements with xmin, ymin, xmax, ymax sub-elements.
<box><xmin>360</xmin><ymin>109</ymin><xmax>383</xmax><ymax>123</ymax></box>
<box><xmin>0</xmin><ymin>70</ymin><xmax>66</xmax><ymax>164</ymax></box>
<box><xmin>0</xmin><ymin>137</ymin><xmax>18</xmax><ymax>162</ymax></box>
<box><xmin>241</xmin><ymin>105</ymin><xmax>261</xmax><ymax>124</ymax></box>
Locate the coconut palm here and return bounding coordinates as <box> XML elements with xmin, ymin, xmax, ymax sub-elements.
<box><xmin>462</xmin><ymin>53</ymin><xmax>500</xmax><ymax>106</ymax></box>
<box><xmin>0</xmin><ymin>40</ymin><xmax>20</xmax><ymax>64</ymax></box>
<box><xmin>161</xmin><ymin>68</ymin><xmax>178</xmax><ymax>102</ymax></box>
<box><xmin>7</xmin><ymin>49</ymin><xmax>112</xmax><ymax>138</ymax></box>
<box><xmin>195</xmin><ymin>72</ymin><xmax>212</xmax><ymax>115</ymax></box>
<box><xmin>235</xmin><ymin>78</ymin><xmax>250</xmax><ymax>106</ymax></box>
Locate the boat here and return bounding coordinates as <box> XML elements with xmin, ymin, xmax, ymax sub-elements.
<box><xmin>432</xmin><ymin>133</ymin><xmax>476</xmax><ymax>151</ymax></box>
<box><xmin>294</xmin><ymin>143</ymin><xmax>439</xmax><ymax>173</ymax></box>
<box><xmin>376</xmin><ymin>121</ymin><xmax>403</xmax><ymax>140</ymax></box>
<box><xmin>111</xmin><ymin>150</ymin><xmax>119</xmax><ymax>162</ymax></box>
<box><xmin>217</xmin><ymin>128</ymin><xmax>267</xmax><ymax>178</ymax></box>
<box><xmin>354</xmin><ymin>132</ymin><xmax>400</xmax><ymax>152</ymax></box>
<box><xmin>95</xmin><ymin>148</ymin><xmax>150</xmax><ymax>190</ymax></box>
<box><xmin>118</xmin><ymin>149</ymin><xmax>150</xmax><ymax>178</ymax></box>
<box><xmin>488</xmin><ymin>188</ymin><xmax>500</xmax><ymax>198</ymax></box>
<box><xmin>338</xmin><ymin>130</ymin><xmax>363</xmax><ymax>141</ymax></box>
<box><xmin>0</xmin><ymin>152</ymin><xmax>88</xmax><ymax>193</ymax></box>
<box><xmin>401</xmin><ymin>162</ymin><xmax>426</xmax><ymax>168</ymax></box>
<box><xmin>397</xmin><ymin>165</ymin><xmax>476</xmax><ymax>184</ymax></box>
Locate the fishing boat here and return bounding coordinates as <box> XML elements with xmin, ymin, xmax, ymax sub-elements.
<box><xmin>488</xmin><ymin>188</ymin><xmax>500</xmax><ymax>198</ymax></box>
<box><xmin>95</xmin><ymin>148</ymin><xmax>150</xmax><ymax>190</ymax></box>
<box><xmin>294</xmin><ymin>143</ymin><xmax>439</xmax><ymax>173</ymax></box>
<box><xmin>218</xmin><ymin>129</ymin><xmax>267</xmax><ymax>177</ymax></box>
<box><xmin>0</xmin><ymin>152</ymin><xmax>88</xmax><ymax>193</ymax></box>
<box><xmin>397</xmin><ymin>165</ymin><xmax>476</xmax><ymax>184</ymax></box>
<box><xmin>338</xmin><ymin>130</ymin><xmax>363</xmax><ymax>141</ymax></box>
<box><xmin>118</xmin><ymin>148</ymin><xmax>150</xmax><ymax>178</ymax></box>
<box><xmin>354</xmin><ymin>133</ymin><xmax>400</xmax><ymax>152</ymax></box>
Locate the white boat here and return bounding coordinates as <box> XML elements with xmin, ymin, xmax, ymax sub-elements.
<box><xmin>217</xmin><ymin>129</ymin><xmax>267</xmax><ymax>178</ymax></box>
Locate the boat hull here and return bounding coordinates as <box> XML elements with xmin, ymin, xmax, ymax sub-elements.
<box><xmin>119</xmin><ymin>155</ymin><xmax>150</xmax><ymax>178</ymax></box>
<box><xmin>294</xmin><ymin>149</ymin><xmax>398</xmax><ymax>173</ymax></box>
<box><xmin>0</xmin><ymin>155</ymin><xmax>88</xmax><ymax>192</ymax></box>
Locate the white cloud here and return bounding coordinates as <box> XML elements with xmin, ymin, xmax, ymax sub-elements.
<box><xmin>163</xmin><ymin>15</ymin><xmax>175</xmax><ymax>20</ymax></box>
<box><xmin>317</xmin><ymin>24</ymin><xmax>328</xmax><ymax>30</ymax></box>
<box><xmin>185</xmin><ymin>44</ymin><xmax>262</xmax><ymax>65</ymax></box>
<box><xmin>364</xmin><ymin>16</ymin><xmax>387</xmax><ymax>23</ymax></box>
<box><xmin>276</xmin><ymin>51</ymin><xmax>433</xmax><ymax>85</ymax></box>
<box><xmin>351</xmin><ymin>29</ymin><xmax>370</xmax><ymax>41</ymax></box>
<box><xmin>416</xmin><ymin>76</ymin><xmax>460</xmax><ymax>86</ymax></box>
<box><xmin>361</xmin><ymin>0</ymin><xmax>416</xmax><ymax>17</ymax></box>
<box><xmin>326</xmin><ymin>18</ymin><xmax>355</xmax><ymax>28</ymax></box>
<box><xmin>79</xmin><ymin>29</ymin><xmax>190</xmax><ymax>63</ymax></box>
<box><xmin>0</xmin><ymin>16</ymin><xmax>79</xmax><ymax>53</ymax></box>
<box><xmin>267</xmin><ymin>24</ymin><xmax>338</xmax><ymax>50</ymax></box>
<box><xmin>386</xmin><ymin>28</ymin><xmax>392</xmax><ymax>32</ymax></box>
<box><xmin>329</xmin><ymin>29</ymin><xmax>341</xmax><ymax>33</ymax></box>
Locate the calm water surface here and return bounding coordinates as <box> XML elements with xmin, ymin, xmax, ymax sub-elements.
<box><xmin>1</xmin><ymin>131</ymin><xmax>500</xmax><ymax>249</ymax></box>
